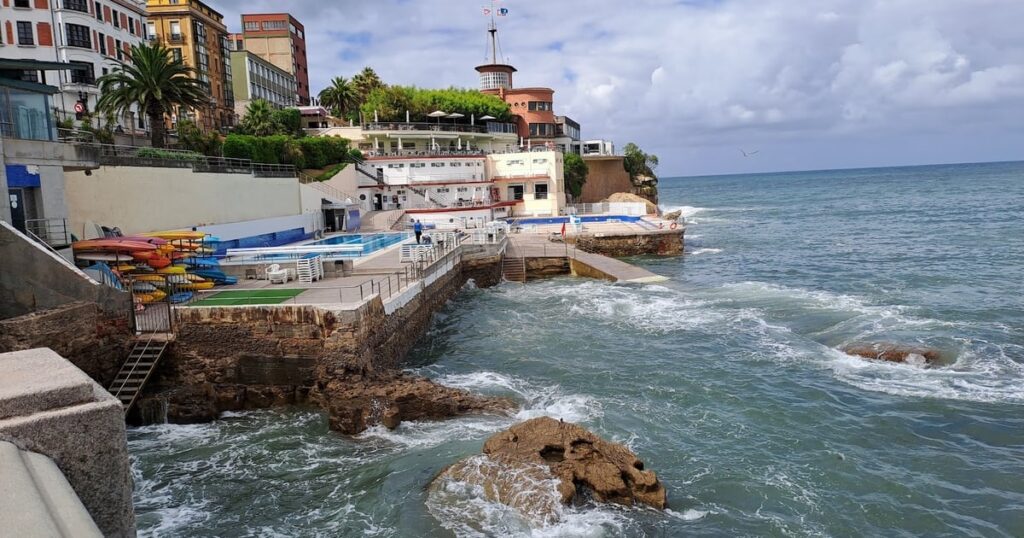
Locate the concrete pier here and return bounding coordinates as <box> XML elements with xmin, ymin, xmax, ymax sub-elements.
<box><xmin>0</xmin><ymin>348</ymin><xmax>136</xmax><ymax>537</ymax></box>
<box><xmin>506</xmin><ymin>235</ymin><xmax>669</xmax><ymax>283</ymax></box>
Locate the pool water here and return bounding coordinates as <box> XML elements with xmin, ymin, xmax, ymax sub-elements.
<box><xmin>253</xmin><ymin>233</ymin><xmax>409</xmax><ymax>261</ymax></box>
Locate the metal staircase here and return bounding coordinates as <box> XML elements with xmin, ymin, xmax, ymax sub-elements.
<box><xmin>355</xmin><ymin>161</ymin><xmax>387</xmax><ymax>187</ymax></box>
<box><xmin>501</xmin><ymin>253</ymin><xmax>527</xmax><ymax>283</ymax></box>
<box><xmin>108</xmin><ymin>336</ymin><xmax>169</xmax><ymax>414</ymax></box>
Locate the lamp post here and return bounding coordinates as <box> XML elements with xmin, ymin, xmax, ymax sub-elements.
<box><xmin>129</xmin><ymin>110</ymin><xmax>136</xmax><ymax>147</ymax></box>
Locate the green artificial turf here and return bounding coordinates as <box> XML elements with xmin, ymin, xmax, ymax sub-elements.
<box><xmin>189</xmin><ymin>288</ymin><xmax>306</xmax><ymax>306</ymax></box>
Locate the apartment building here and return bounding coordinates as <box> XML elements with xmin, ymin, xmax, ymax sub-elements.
<box><xmin>145</xmin><ymin>0</ymin><xmax>233</xmax><ymax>131</ymax></box>
<box><xmin>229</xmin><ymin>49</ymin><xmax>296</xmax><ymax>116</ymax></box>
<box><xmin>0</xmin><ymin>0</ymin><xmax>147</xmax><ymax>129</ymax></box>
<box><xmin>237</xmin><ymin>13</ymin><xmax>309</xmax><ymax>105</ymax></box>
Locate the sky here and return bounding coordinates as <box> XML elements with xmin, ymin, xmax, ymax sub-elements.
<box><xmin>215</xmin><ymin>0</ymin><xmax>1024</xmax><ymax>177</ymax></box>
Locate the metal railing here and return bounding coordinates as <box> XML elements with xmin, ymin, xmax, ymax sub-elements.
<box><xmin>56</xmin><ymin>128</ymin><xmax>95</xmax><ymax>143</ymax></box>
<box><xmin>24</xmin><ymin>218</ymin><xmax>73</xmax><ymax>249</ymax></box>
<box><xmin>363</xmin><ymin>122</ymin><xmax>489</xmax><ymax>134</ymax></box>
<box><xmin>72</xmin><ymin>143</ymin><xmax>297</xmax><ymax>178</ymax></box>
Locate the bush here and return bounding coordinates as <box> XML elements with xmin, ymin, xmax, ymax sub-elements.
<box><xmin>223</xmin><ymin>134</ymin><xmax>256</xmax><ymax>160</ymax></box>
<box><xmin>136</xmin><ymin>148</ymin><xmax>204</xmax><ymax>161</ymax></box>
<box><xmin>222</xmin><ymin>133</ymin><xmax>351</xmax><ymax>167</ymax></box>
<box><xmin>271</xmin><ymin>108</ymin><xmax>302</xmax><ymax>137</ymax></box>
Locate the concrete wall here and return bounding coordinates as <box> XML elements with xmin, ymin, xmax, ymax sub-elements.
<box><xmin>0</xmin><ymin>348</ymin><xmax>136</xmax><ymax>537</ymax></box>
<box><xmin>580</xmin><ymin>156</ymin><xmax>632</xmax><ymax>203</ymax></box>
<box><xmin>0</xmin><ymin>221</ymin><xmax>130</xmax><ymax>320</ymax></box>
<box><xmin>64</xmin><ymin>166</ymin><xmax>303</xmax><ymax>237</ymax></box>
<box><xmin>196</xmin><ymin>212</ymin><xmax>319</xmax><ymax>243</ymax></box>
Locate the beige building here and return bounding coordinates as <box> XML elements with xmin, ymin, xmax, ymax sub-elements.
<box><xmin>237</xmin><ymin>13</ymin><xmax>309</xmax><ymax>105</ymax></box>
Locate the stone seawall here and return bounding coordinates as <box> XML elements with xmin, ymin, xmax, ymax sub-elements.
<box><xmin>138</xmin><ymin>258</ymin><xmax>502</xmax><ymax>427</ymax></box>
<box><xmin>0</xmin><ymin>302</ymin><xmax>132</xmax><ymax>387</ymax></box>
<box><xmin>571</xmin><ymin>229</ymin><xmax>684</xmax><ymax>257</ymax></box>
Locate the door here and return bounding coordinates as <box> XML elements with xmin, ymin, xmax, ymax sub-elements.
<box><xmin>507</xmin><ymin>185</ymin><xmax>524</xmax><ymax>201</ymax></box>
<box><xmin>8</xmin><ymin>189</ymin><xmax>25</xmax><ymax>232</ymax></box>
<box><xmin>373</xmin><ymin>193</ymin><xmax>383</xmax><ymax>211</ymax></box>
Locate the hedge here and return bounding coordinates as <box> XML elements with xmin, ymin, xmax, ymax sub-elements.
<box><xmin>223</xmin><ymin>134</ymin><xmax>350</xmax><ymax>169</ymax></box>
<box><xmin>136</xmin><ymin>148</ymin><xmax>205</xmax><ymax>162</ymax></box>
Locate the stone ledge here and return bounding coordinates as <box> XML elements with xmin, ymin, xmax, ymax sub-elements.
<box><xmin>0</xmin><ymin>348</ymin><xmax>96</xmax><ymax>420</ymax></box>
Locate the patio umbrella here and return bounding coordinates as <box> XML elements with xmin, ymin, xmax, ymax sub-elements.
<box><xmin>427</xmin><ymin>110</ymin><xmax>447</xmax><ymax>127</ymax></box>
<box><xmin>478</xmin><ymin>115</ymin><xmax>496</xmax><ymax>121</ymax></box>
<box><xmin>446</xmin><ymin>112</ymin><xmax>465</xmax><ymax>127</ymax></box>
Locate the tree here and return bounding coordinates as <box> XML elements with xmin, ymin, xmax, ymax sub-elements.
<box><xmin>563</xmin><ymin>152</ymin><xmax>589</xmax><ymax>200</ymax></box>
<box><xmin>96</xmin><ymin>42</ymin><xmax>209</xmax><ymax>148</ymax></box>
<box><xmin>622</xmin><ymin>142</ymin><xmax>659</xmax><ymax>181</ymax></box>
<box><xmin>240</xmin><ymin>99</ymin><xmax>277</xmax><ymax>136</ymax></box>
<box><xmin>318</xmin><ymin>76</ymin><xmax>357</xmax><ymax>118</ymax></box>
<box><xmin>177</xmin><ymin>119</ymin><xmax>222</xmax><ymax>156</ymax></box>
<box><xmin>351</xmin><ymin>67</ymin><xmax>384</xmax><ymax>105</ymax></box>
<box><xmin>271</xmin><ymin>107</ymin><xmax>302</xmax><ymax>137</ymax></box>
<box><xmin>359</xmin><ymin>86</ymin><xmax>512</xmax><ymax>123</ymax></box>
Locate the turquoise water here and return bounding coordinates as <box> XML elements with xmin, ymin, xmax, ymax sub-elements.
<box><xmin>128</xmin><ymin>161</ymin><xmax>1024</xmax><ymax>537</ymax></box>
<box><xmin>257</xmin><ymin>232</ymin><xmax>409</xmax><ymax>261</ymax></box>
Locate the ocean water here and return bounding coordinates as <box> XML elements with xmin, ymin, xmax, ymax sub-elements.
<box><xmin>128</xmin><ymin>161</ymin><xmax>1024</xmax><ymax>537</ymax></box>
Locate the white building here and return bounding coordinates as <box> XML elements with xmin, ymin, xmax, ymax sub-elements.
<box><xmin>0</xmin><ymin>0</ymin><xmax>147</xmax><ymax>131</ymax></box>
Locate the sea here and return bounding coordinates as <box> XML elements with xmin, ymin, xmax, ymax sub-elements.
<box><xmin>128</xmin><ymin>161</ymin><xmax>1024</xmax><ymax>537</ymax></box>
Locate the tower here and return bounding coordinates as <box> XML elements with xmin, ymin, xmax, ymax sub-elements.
<box><xmin>474</xmin><ymin>20</ymin><xmax>516</xmax><ymax>94</ymax></box>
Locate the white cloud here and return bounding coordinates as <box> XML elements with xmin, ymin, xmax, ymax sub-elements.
<box><xmin>215</xmin><ymin>0</ymin><xmax>1024</xmax><ymax>175</ymax></box>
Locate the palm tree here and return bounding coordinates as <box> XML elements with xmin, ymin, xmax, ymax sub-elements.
<box><xmin>241</xmin><ymin>99</ymin><xmax>277</xmax><ymax>136</ymax></box>
<box><xmin>351</xmin><ymin>67</ymin><xmax>383</xmax><ymax>103</ymax></box>
<box><xmin>318</xmin><ymin>76</ymin><xmax>356</xmax><ymax>118</ymax></box>
<box><xmin>96</xmin><ymin>42</ymin><xmax>209</xmax><ymax>148</ymax></box>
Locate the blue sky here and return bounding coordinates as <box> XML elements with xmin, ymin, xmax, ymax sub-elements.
<box><xmin>216</xmin><ymin>0</ymin><xmax>1024</xmax><ymax>177</ymax></box>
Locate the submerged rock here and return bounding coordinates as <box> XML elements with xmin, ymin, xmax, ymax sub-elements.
<box><xmin>842</xmin><ymin>343</ymin><xmax>942</xmax><ymax>365</ymax></box>
<box><xmin>322</xmin><ymin>372</ymin><xmax>516</xmax><ymax>435</ymax></box>
<box><xmin>431</xmin><ymin>417</ymin><xmax>667</xmax><ymax>525</ymax></box>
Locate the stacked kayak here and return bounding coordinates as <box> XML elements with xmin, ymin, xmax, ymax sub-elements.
<box><xmin>73</xmin><ymin>229</ymin><xmax>234</xmax><ymax>304</ymax></box>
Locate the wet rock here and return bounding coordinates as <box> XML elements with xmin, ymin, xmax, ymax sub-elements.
<box><xmin>161</xmin><ymin>384</ymin><xmax>218</xmax><ymax>423</ymax></box>
<box><xmin>842</xmin><ymin>343</ymin><xmax>942</xmax><ymax>365</ymax></box>
<box><xmin>322</xmin><ymin>372</ymin><xmax>516</xmax><ymax>434</ymax></box>
<box><xmin>662</xmin><ymin>209</ymin><xmax>682</xmax><ymax>222</ymax></box>
<box><xmin>432</xmin><ymin>417</ymin><xmax>667</xmax><ymax>522</ymax></box>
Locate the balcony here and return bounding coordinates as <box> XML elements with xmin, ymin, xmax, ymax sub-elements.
<box><xmin>363</xmin><ymin>121</ymin><xmax>488</xmax><ymax>134</ymax></box>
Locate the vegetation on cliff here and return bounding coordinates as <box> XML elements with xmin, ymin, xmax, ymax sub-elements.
<box><xmin>563</xmin><ymin>152</ymin><xmax>589</xmax><ymax>199</ymax></box>
<box><xmin>622</xmin><ymin>142</ymin><xmax>660</xmax><ymax>199</ymax></box>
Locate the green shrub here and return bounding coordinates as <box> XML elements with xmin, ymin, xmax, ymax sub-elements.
<box><xmin>223</xmin><ymin>134</ymin><xmax>256</xmax><ymax>160</ymax></box>
<box><xmin>136</xmin><ymin>148</ymin><xmax>204</xmax><ymax>161</ymax></box>
<box><xmin>223</xmin><ymin>133</ymin><xmax>351</xmax><ymax>167</ymax></box>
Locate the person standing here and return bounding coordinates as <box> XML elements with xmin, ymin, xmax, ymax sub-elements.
<box><xmin>413</xmin><ymin>219</ymin><xmax>423</xmax><ymax>244</ymax></box>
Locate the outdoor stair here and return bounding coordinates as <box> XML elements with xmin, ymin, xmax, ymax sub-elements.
<box><xmin>108</xmin><ymin>336</ymin><xmax>170</xmax><ymax>414</ymax></box>
<box><xmin>501</xmin><ymin>253</ymin><xmax>527</xmax><ymax>283</ymax></box>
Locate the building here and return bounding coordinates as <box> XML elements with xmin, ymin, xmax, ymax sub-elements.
<box><xmin>237</xmin><ymin>13</ymin><xmax>309</xmax><ymax>105</ymax></box>
<box><xmin>0</xmin><ymin>0</ymin><xmax>147</xmax><ymax>131</ymax></box>
<box><xmin>145</xmin><ymin>0</ymin><xmax>234</xmax><ymax>131</ymax></box>
<box><xmin>475</xmin><ymin>22</ymin><xmax>562</xmax><ymax>150</ymax></box>
<box><xmin>229</xmin><ymin>50</ymin><xmax>296</xmax><ymax>117</ymax></box>
<box><xmin>554</xmin><ymin>115</ymin><xmax>581</xmax><ymax>154</ymax></box>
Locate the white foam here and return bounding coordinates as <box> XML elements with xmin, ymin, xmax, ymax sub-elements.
<box><xmin>687</xmin><ymin>248</ymin><xmax>722</xmax><ymax>256</ymax></box>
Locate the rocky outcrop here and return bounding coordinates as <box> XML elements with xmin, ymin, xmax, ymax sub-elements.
<box><xmin>321</xmin><ymin>371</ymin><xmax>516</xmax><ymax>435</ymax></box>
<box><xmin>601</xmin><ymin>192</ymin><xmax>658</xmax><ymax>215</ymax></box>
<box><xmin>662</xmin><ymin>209</ymin><xmax>682</xmax><ymax>222</ymax></box>
<box><xmin>842</xmin><ymin>343</ymin><xmax>942</xmax><ymax>365</ymax></box>
<box><xmin>433</xmin><ymin>417</ymin><xmax>666</xmax><ymax>522</ymax></box>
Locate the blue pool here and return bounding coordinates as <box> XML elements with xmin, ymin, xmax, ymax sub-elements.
<box><xmin>234</xmin><ymin>233</ymin><xmax>410</xmax><ymax>262</ymax></box>
<box><xmin>507</xmin><ymin>215</ymin><xmax>643</xmax><ymax>225</ymax></box>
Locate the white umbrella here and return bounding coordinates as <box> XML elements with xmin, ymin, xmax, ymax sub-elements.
<box><xmin>479</xmin><ymin>115</ymin><xmax>496</xmax><ymax>121</ymax></box>
<box><xmin>427</xmin><ymin>110</ymin><xmax>447</xmax><ymax>127</ymax></box>
<box><xmin>446</xmin><ymin>112</ymin><xmax>465</xmax><ymax>124</ymax></box>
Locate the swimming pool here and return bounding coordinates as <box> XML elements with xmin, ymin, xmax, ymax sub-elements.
<box><xmin>507</xmin><ymin>215</ymin><xmax>643</xmax><ymax>225</ymax></box>
<box><xmin>308</xmin><ymin>232</ymin><xmax>409</xmax><ymax>254</ymax></box>
<box><xmin>224</xmin><ymin>232</ymin><xmax>410</xmax><ymax>263</ymax></box>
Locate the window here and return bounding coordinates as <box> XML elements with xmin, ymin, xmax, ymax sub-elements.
<box><xmin>450</xmin><ymin>162</ymin><xmax>462</xmax><ymax>167</ymax></box>
<box><xmin>262</xmin><ymin>20</ymin><xmax>287</xmax><ymax>30</ymax></box>
<box><xmin>98</xmin><ymin>32</ymin><xmax>106</xmax><ymax>54</ymax></box>
<box><xmin>528</xmin><ymin>101</ymin><xmax>553</xmax><ymax>112</ymax></box>
<box><xmin>171</xmin><ymin>48</ymin><xmax>182</xmax><ymax>62</ymax></box>
<box><xmin>243</xmin><ymin>21</ymin><xmax>259</xmax><ymax>31</ymax></box>
<box><xmin>410</xmin><ymin>162</ymin><xmax>426</xmax><ymax>168</ymax></box>
<box><xmin>14</xmin><ymin>0</ymin><xmax>29</xmax><ymax>7</ymax></box>
<box><xmin>387</xmin><ymin>163</ymin><xmax>405</xmax><ymax>169</ymax></box>
<box><xmin>508</xmin><ymin>159</ymin><xmax>524</xmax><ymax>166</ymax></box>
<box><xmin>529</xmin><ymin>123</ymin><xmax>555</xmax><ymax>137</ymax></box>
<box><xmin>70</xmin><ymin>64</ymin><xmax>94</xmax><ymax>84</ymax></box>
<box><xmin>95</xmin><ymin>2</ymin><xmax>102</xmax><ymax>21</ymax></box>
<box><xmin>128</xmin><ymin>17</ymin><xmax>135</xmax><ymax>35</ymax></box>
<box><xmin>534</xmin><ymin>183</ymin><xmax>549</xmax><ymax>200</ymax></box>
<box><xmin>146</xmin><ymin>22</ymin><xmax>155</xmax><ymax>39</ymax></box>
<box><xmin>457</xmin><ymin>187</ymin><xmax>468</xmax><ymax>193</ymax></box>
<box><xmin>532</xmin><ymin>158</ymin><xmax>548</xmax><ymax>165</ymax></box>
<box><xmin>65</xmin><ymin>23</ymin><xmax>91</xmax><ymax>48</ymax></box>
<box><xmin>169</xmin><ymin>21</ymin><xmax>181</xmax><ymax>38</ymax></box>
<box><xmin>101</xmin><ymin>67</ymin><xmax>108</xmax><ymax>76</ymax></box>
<box><xmin>64</xmin><ymin>0</ymin><xmax>88</xmax><ymax>12</ymax></box>
<box><xmin>115</xmin><ymin>39</ymin><xmax>122</xmax><ymax>60</ymax></box>
<box><xmin>112</xmin><ymin>9</ymin><xmax>119</xmax><ymax>28</ymax></box>
<box><xmin>431</xmin><ymin>162</ymin><xmax>445</xmax><ymax>168</ymax></box>
<box><xmin>16</xmin><ymin>21</ymin><xmax>33</xmax><ymax>45</ymax></box>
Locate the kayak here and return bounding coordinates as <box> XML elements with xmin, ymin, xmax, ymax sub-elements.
<box><xmin>132</xmin><ymin>282</ymin><xmax>157</xmax><ymax>292</ymax></box>
<box><xmin>76</xmin><ymin>253</ymin><xmax>133</xmax><ymax>262</ymax></box>
<box><xmin>156</xmin><ymin>266</ymin><xmax>186</xmax><ymax>274</ymax></box>
<box><xmin>133</xmin><ymin>275</ymin><xmax>166</xmax><ymax>283</ymax></box>
<box><xmin>141</xmin><ymin>230</ymin><xmax>206</xmax><ymax>240</ymax></box>
<box><xmin>147</xmin><ymin>257</ymin><xmax>172</xmax><ymax>269</ymax></box>
<box><xmin>169</xmin><ymin>291</ymin><xmax>194</xmax><ymax>304</ymax></box>
<box><xmin>73</xmin><ymin>239</ymin><xmax>159</xmax><ymax>252</ymax></box>
<box><xmin>180</xmin><ymin>281</ymin><xmax>215</xmax><ymax>290</ymax></box>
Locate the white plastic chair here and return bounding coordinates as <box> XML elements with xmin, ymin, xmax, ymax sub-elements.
<box><xmin>266</xmin><ymin>263</ymin><xmax>289</xmax><ymax>284</ymax></box>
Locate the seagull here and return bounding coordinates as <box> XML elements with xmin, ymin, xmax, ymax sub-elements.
<box><xmin>739</xmin><ymin>149</ymin><xmax>760</xmax><ymax>157</ymax></box>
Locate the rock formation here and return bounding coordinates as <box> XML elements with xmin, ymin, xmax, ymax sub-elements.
<box><xmin>842</xmin><ymin>343</ymin><xmax>942</xmax><ymax>365</ymax></box>
<box><xmin>432</xmin><ymin>417</ymin><xmax>666</xmax><ymax>523</ymax></box>
<box><xmin>320</xmin><ymin>371</ymin><xmax>517</xmax><ymax>435</ymax></box>
<box><xmin>662</xmin><ymin>209</ymin><xmax>682</xmax><ymax>222</ymax></box>
<box><xmin>601</xmin><ymin>192</ymin><xmax>659</xmax><ymax>215</ymax></box>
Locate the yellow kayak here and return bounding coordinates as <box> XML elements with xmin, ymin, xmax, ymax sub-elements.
<box><xmin>180</xmin><ymin>281</ymin><xmax>215</xmax><ymax>290</ymax></box>
<box><xmin>115</xmin><ymin>264</ymin><xmax>136</xmax><ymax>272</ymax></box>
<box><xmin>156</xmin><ymin>266</ymin><xmax>186</xmax><ymax>274</ymax></box>
<box><xmin>150</xmin><ymin>290</ymin><xmax>167</xmax><ymax>301</ymax></box>
<box><xmin>133</xmin><ymin>275</ymin><xmax>166</xmax><ymax>283</ymax></box>
<box><xmin>141</xmin><ymin>230</ymin><xmax>207</xmax><ymax>240</ymax></box>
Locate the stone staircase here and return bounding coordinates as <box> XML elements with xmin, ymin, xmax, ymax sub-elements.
<box><xmin>108</xmin><ymin>336</ymin><xmax>170</xmax><ymax>414</ymax></box>
<box><xmin>501</xmin><ymin>253</ymin><xmax>526</xmax><ymax>283</ymax></box>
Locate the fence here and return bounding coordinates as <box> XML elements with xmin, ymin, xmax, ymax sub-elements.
<box><xmin>566</xmin><ymin>202</ymin><xmax>649</xmax><ymax>216</ymax></box>
<box><xmin>71</xmin><ymin>143</ymin><xmax>297</xmax><ymax>178</ymax></box>
<box><xmin>24</xmin><ymin>218</ymin><xmax>73</xmax><ymax>249</ymax></box>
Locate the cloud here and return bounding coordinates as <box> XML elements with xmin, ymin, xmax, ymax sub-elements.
<box><xmin>214</xmin><ymin>0</ymin><xmax>1024</xmax><ymax>175</ymax></box>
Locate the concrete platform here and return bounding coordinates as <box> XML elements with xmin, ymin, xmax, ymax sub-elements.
<box><xmin>507</xmin><ymin>234</ymin><xmax>668</xmax><ymax>284</ymax></box>
<box><xmin>0</xmin><ymin>348</ymin><xmax>136</xmax><ymax>537</ymax></box>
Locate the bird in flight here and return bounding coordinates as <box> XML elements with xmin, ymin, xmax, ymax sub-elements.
<box><xmin>739</xmin><ymin>149</ymin><xmax>760</xmax><ymax>157</ymax></box>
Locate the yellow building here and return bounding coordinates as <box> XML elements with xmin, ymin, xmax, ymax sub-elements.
<box><xmin>145</xmin><ymin>0</ymin><xmax>235</xmax><ymax>131</ymax></box>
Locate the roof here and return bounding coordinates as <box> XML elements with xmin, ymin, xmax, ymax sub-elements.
<box><xmin>0</xmin><ymin>78</ymin><xmax>60</xmax><ymax>95</ymax></box>
<box><xmin>475</xmin><ymin>63</ymin><xmax>518</xmax><ymax>73</ymax></box>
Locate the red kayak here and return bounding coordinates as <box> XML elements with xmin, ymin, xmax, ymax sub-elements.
<box><xmin>73</xmin><ymin>239</ymin><xmax>159</xmax><ymax>252</ymax></box>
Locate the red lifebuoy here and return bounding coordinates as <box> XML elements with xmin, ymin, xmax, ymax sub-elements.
<box><xmin>670</xmin><ymin>222</ymin><xmax>678</xmax><ymax>230</ymax></box>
